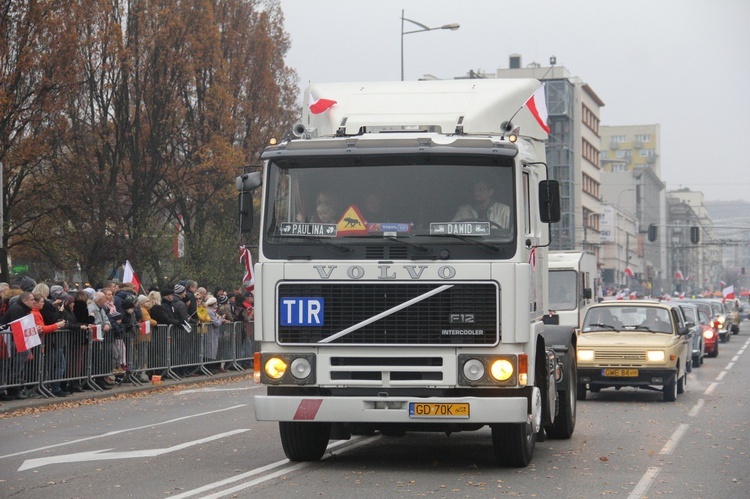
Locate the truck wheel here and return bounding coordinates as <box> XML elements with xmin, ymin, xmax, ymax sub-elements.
<box><xmin>692</xmin><ymin>354</ymin><xmax>701</xmax><ymax>368</ymax></box>
<box><xmin>279</xmin><ymin>422</ymin><xmax>332</xmax><ymax>461</ymax></box>
<box><xmin>576</xmin><ymin>383</ymin><xmax>587</xmax><ymax>401</ymax></box>
<box><xmin>677</xmin><ymin>373</ymin><xmax>686</xmax><ymax>394</ymax></box>
<box><xmin>491</xmin><ymin>421</ymin><xmax>535</xmax><ymax>467</ymax></box>
<box><xmin>546</xmin><ymin>356</ymin><xmax>576</xmax><ymax>440</ymax></box>
<box><xmin>663</xmin><ymin>377</ymin><xmax>677</xmax><ymax>402</ymax></box>
<box><xmin>708</xmin><ymin>343</ymin><xmax>719</xmax><ymax>358</ymax></box>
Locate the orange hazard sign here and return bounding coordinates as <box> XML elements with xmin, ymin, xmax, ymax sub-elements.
<box><xmin>336</xmin><ymin>206</ymin><xmax>369</xmax><ymax>236</ymax></box>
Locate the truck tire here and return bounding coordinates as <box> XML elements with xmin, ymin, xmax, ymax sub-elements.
<box><xmin>663</xmin><ymin>377</ymin><xmax>677</xmax><ymax>402</ymax></box>
<box><xmin>677</xmin><ymin>372</ymin><xmax>686</xmax><ymax>394</ymax></box>
<box><xmin>491</xmin><ymin>421</ymin><xmax>535</xmax><ymax>467</ymax></box>
<box><xmin>708</xmin><ymin>342</ymin><xmax>719</xmax><ymax>358</ymax></box>
<box><xmin>545</xmin><ymin>355</ymin><xmax>577</xmax><ymax>440</ymax></box>
<box><xmin>279</xmin><ymin>422</ymin><xmax>332</xmax><ymax>461</ymax></box>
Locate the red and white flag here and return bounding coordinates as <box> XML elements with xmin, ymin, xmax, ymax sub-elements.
<box><xmin>308</xmin><ymin>93</ymin><xmax>337</xmax><ymax>115</ymax></box>
<box><xmin>240</xmin><ymin>245</ymin><xmax>254</xmax><ymax>292</ymax></box>
<box><xmin>140</xmin><ymin>321</ymin><xmax>151</xmax><ymax>335</ymax></box>
<box><xmin>528</xmin><ymin>246</ymin><xmax>537</xmax><ymax>270</ymax></box>
<box><xmin>91</xmin><ymin>324</ymin><xmax>104</xmax><ymax>341</ymax></box>
<box><xmin>123</xmin><ymin>260</ymin><xmax>141</xmax><ymax>294</ymax></box>
<box><xmin>624</xmin><ymin>267</ymin><xmax>635</xmax><ymax>279</ymax></box>
<box><xmin>720</xmin><ymin>280</ymin><xmax>727</xmax><ymax>288</ymax></box>
<box><xmin>722</xmin><ymin>285</ymin><xmax>735</xmax><ymax>300</ymax></box>
<box><xmin>525</xmin><ymin>84</ymin><xmax>550</xmax><ymax>134</ymax></box>
<box><xmin>10</xmin><ymin>314</ymin><xmax>40</xmax><ymax>353</ymax></box>
<box><xmin>674</xmin><ymin>270</ymin><xmax>684</xmax><ymax>281</ymax></box>
<box><xmin>615</xmin><ymin>290</ymin><xmax>626</xmax><ymax>300</ymax></box>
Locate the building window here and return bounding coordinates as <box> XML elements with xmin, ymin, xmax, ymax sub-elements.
<box><xmin>582</xmin><ymin>104</ymin><xmax>600</xmax><ymax>135</ymax></box>
<box><xmin>612</xmin><ymin>163</ymin><xmax>627</xmax><ymax>172</ymax></box>
<box><xmin>635</xmin><ymin>134</ymin><xmax>651</xmax><ymax>142</ymax></box>
<box><xmin>581</xmin><ymin>138</ymin><xmax>600</xmax><ymax>166</ymax></box>
<box><xmin>639</xmin><ymin>149</ymin><xmax>655</xmax><ymax>157</ymax></box>
<box><xmin>611</xmin><ymin>135</ymin><xmax>626</xmax><ymax>143</ymax></box>
<box><xmin>581</xmin><ymin>172</ymin><xmax>600</xmax><ymax>199</ymax></box>
<box><xmin>615</xmin><ymin>150</ymin><xmax>632</xmax><ymax>159</ymax></box>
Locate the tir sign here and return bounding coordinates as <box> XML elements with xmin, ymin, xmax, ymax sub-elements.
<box><xmin>280</xmin><ymin>298</ymin><xmax>324</xmax><ymax>326</ymax></box>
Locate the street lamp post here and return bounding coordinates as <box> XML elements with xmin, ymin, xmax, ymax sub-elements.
<box><xmin>400</xmin><ymin>9</ymin><xmax>459</xmax><ymax>81</ymax></box>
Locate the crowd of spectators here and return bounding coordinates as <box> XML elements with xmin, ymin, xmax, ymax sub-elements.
<box><xmin>0</xmin><ymin>277</ymin><xmax>254</xmax><ymax>401</ymax></box>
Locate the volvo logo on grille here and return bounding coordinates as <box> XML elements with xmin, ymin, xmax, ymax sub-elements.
<box><xmin>450</xmin><ymin>313</ymin><xmax>475</xmax><ymax>324</ymax></box>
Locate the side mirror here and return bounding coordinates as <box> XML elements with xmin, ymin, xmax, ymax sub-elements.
<box><xmin>583</xmin><ymin>288</ymin><xmax>592</xmax><ymax>300</ymax></box>
<box><xmin>539</xmin><ymin>180</ymin><xmax>561</xmax><ymax>223</ymax></box>
<box><xmin>685</xmin><ymin>321</ymin><xmax>695</xmax><ymax>329</ymax></box>
<box><xmin>237</xmin><ymin>172</ymin><xmax>262</xmax><ymax>233</ymax></box>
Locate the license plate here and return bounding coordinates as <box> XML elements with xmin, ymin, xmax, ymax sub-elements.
<box><xmin>603</xmin><ymin>369</ymin><xmax>638</xmax><ymax>377</ymax></box>
<box><xmin>409</xmin><ymin>402</ymin><xmax>470</xmax><ymax>418</ymax></box>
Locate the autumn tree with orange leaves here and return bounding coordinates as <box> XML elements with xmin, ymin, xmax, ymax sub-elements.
<box><xmin>0</xmin><ymin>0</ymin><xmax>298</xmax><ymax>286</ymax></box>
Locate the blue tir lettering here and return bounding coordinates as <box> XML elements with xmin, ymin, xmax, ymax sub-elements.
<box><xmin>280</xmin><ymin>297</ymin><xmax>324</xmax><ymax>326</ymax></box>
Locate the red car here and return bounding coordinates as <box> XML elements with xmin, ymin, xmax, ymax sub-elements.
<box><xmin>699</xmin><ymin>310</ymin><xmax>719</xmax><ymax>358</ymax></box>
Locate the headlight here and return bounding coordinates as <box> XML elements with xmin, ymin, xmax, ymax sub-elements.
<box><xmin>703</xmin><ymin>329</ymin><xmax>714</xmax><ymax>339</ymax></box>
<box><xmin>717</xmin><ymin>316</ymin><xmax>726</xmax><ymax>325</ymax></box>
<box><xmin>490</xmin><ymin>359</ymin><xmax>514</xmax><ymax>381</ymax></box>
<box><xmin>578</xmin><ymin>349</ymin><xmax>594</xmax><ymax>362</ymax></box>
<box><xmin>647</xmin><ymin>350</ymin><xmax>665</xmax><ymax>362</ymax></box>
<box><xmin>264</xmin><ymin>357</ymin><xmax>287</xmax><ymax>379</ymax></box>
<box><xmin>463</xmin><ymin>358</ymin><xmax>485</xmax><ymax>381</ymax></box>
<box><xmin>290</xmin><ymin>358</ymin><xmax>312</xmax><ymax>380</ymax></box>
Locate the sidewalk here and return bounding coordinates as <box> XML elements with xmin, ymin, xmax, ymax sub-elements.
<box><xmin>0</xmin><ymin>370</ymin><xmax>253</xmax><ymax>416</ymax></box>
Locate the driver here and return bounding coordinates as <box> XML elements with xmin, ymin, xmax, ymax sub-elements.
<box><xmin>452</xmin><ymin>179</ymin><xmax>510</xmax><ymax>228</ymax></box>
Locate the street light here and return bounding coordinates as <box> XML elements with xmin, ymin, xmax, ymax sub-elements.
<box><xmin>401</xmin><ymin>9</ymin><xmax>459</xmax><ymax>81</ymax></box>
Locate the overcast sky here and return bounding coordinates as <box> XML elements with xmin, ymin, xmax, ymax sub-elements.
<box><xmin>278</xmin><ymin>0</ymin><xmax>750</xmax><ymax>203</ymax></box>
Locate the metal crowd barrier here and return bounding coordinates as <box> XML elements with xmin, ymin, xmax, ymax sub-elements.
<box><xmin>0</xmin><ymin>320</ymin><xmax>254</xmax><ymax>398</ymax></box>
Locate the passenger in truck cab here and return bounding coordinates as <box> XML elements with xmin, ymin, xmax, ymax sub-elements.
<box><xmin>297</xmin><ymin>191</ymin><xmax>341</xmax><ymax>224</ymax></box>
<box><xmin>452</xmin><ymin>179</ymin><xmax>510</xmax><ymax>228</ymax></box>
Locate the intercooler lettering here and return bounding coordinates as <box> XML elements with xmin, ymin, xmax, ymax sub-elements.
<box><xmin>442</xmin><ymin>329</ymin><xmax>485</xmax><ymax>335</ymax></box>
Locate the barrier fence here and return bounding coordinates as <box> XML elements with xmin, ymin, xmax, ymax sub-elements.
<box><xmin>0</xmin><ymin>321</ymin><xmax>253</xmax><ymax>398</ymax></box>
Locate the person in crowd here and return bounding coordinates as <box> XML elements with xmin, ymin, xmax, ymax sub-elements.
<box><xmin>213</xmin><ymin>287</ymin><xmax>227</xmax><ymax>300</ymax></box>
<box><xmin>149</xmin><ymin>288</ymin><xmax>181</xmax><ymax>326</ymax></box>
<box><xmin>88</xmin><ymin>292</ymin><xmax>113</xmax><ymax>390</ymax></box>
<box><xmin>0</xmin><ymin>292</ymin><xmax>37</xmax><ymax>400</ymax></box>
<box><xmin>120</xmin><ymin>300</ymin><xmax>138</xmax><ymax>372</ymax></box>
<box><xmin>452</xmin><ymin>179</ymin><xmax>510</xmax><ymax>228</ymax></box>
<box><xmin>64</xmin><ymin>291</ymin><xmax>91</xmax><ymax>392</ymax></box>
<box><xmin>203</xmin><ymin>296</ymin><xmax>225</xmax><ymax>372</ymax></box>
<box><xmin>135</xmin><ymin>294</ymin><xmax>157</xmax><ymax>382</ymax></box>
<box><xmin>29</xmin><ymin>292</ymin><xmax>68</xmax><ymax>396</ymax></box>
<box><xmin>171</xmin><ymin>284</ymin><xmax>192</xmax><ymax>375</ymax></box>
<box><xmin>103</xmin><ymin>287</ymin><xmax>118</xmax><ymax>315</ymax></box>
<box><xmin>108</xmin><ymin>310</ymin><xmax>127</xmax><ymax>375</ymax></box>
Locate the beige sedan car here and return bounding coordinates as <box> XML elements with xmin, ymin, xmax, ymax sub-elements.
<box><xmin>577</xmin><ymin>300</ymin><xmax>691</xmax><ymax>402</ymax></box>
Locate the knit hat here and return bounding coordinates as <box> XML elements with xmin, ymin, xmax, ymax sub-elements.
<box><xmin>205</xmin><ymin>296</ymin><xmax>217</xmax><ymax>307</ymax></box>
<box><xmin>19</xmin><ymin>276</ymin><xmax>37</xmax><ymax>292</ymax></box>
<box><xmin>137</xmin><ymin>295</ymin><xmax>149</xmax><ymax>305</ymax></box>
<box><xmin>50</xmin><ymin>285</ymin><xmax>64</xmax><ymax>299</ymax></box>
<box><xmin>122</xmin><ymin>300</ymin><xmax>135</xmax><ymax>310</ymax></box>
<box><xmin>217</xmin><ymin>295</ymin><xmax>229</xmax><ymax>305</ymax></box>
<box><xmin>83</xmin><ymin>287</ymin><xmax>95</xmax><ymax>300</ymax></box>
<box><xmin>161</xmin><ymin>288</ymin><xmax>174</xmax><ymax>297</ymax></box>
<box><xmin>174</xmin><ymin>284</ymin><xmax>186</xmax><ymax>294</ymax></box>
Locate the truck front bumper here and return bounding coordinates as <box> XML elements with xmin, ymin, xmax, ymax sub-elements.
<box><xmin>254</xmin><ymin>394</ymin><xmax>530</xmax><ymax>424</ymax></box>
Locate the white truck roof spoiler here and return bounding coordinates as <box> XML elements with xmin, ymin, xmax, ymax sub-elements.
<box><xmin>299</xmin><ymin>79</ymin><xmax>549</xmax><ymax>140</ymax></box>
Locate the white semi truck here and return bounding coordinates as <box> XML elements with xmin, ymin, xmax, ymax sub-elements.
<box><xmin>545</xmin><ymin>251</ymin><xmax>599</xmax><ymax>328</ymax></box>
<box><xmin>240</xmin><ymin>79</ymin><xmax>578</xmax><ymax>467</ymax></box>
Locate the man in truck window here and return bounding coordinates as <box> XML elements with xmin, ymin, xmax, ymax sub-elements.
<box><xmin>452</xmin><ymin>179</ymin><xmax>510</xmax><ymax>228</ymax></box>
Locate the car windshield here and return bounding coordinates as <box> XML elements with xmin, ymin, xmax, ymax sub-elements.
<box><xmin>582</xmin><ymin>306</ymin><xmax>673</xmax><ymax>333</ymax></box>
<box><xmin>262</xmin><ymin>154</ymin><xmax>518</xmax><ymax>260</ymax></box>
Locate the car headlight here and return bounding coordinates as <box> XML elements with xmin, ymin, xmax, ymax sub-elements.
<box><xmin>577</xmin><ymin>349</ymin><xmax>594</xmax><ymax>362</ymax></box>
<box><xmin>490</xmin><ymin>359</ymin><xmax>514</xmax><ymax>382</ymax></box>
<box><xmin>647</xmin><ymin>350</ymin><xmax>665</xmax><ymax>362</ymax></box>
<box><xmin>703</xmin><ymin>329</ymin><xmax>714</xmax><ymax>339</ymax></box>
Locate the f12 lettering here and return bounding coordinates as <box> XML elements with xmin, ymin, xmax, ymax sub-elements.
<box><xmin>280</xmin><ymin>298</ymin><xmax>324</xmax><ymax>326</ymax></box>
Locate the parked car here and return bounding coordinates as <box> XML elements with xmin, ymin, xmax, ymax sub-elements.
<box><xmin>676</xmin><ymin>302</ymin><xmax>704</xmax><ymax>369</ymax></box>
<box><xmin>577</xmin><ymin>300</ymin><xmax>691</xmax><ymax>402</ymax></box>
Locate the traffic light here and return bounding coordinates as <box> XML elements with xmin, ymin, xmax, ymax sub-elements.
<box><xmin>690</xmin><ymin>226</ymin><xmax>700</xmax><ymax>244</ymax></box>
<box><xmin>647</xmin><ymin>224</ymin><xmax>657</xmax><ymax>242</ymax></box>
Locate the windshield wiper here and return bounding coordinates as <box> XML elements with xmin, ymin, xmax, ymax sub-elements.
<box><xmin>384</xmin><ymin>236</ymin><xmax>431</xmax><ymax>255</ymax></box>
<box><xmin>281</xmin><ymin>237</ymin><xmax>352</xmax><ymax>258</ymax></box>
<box><xmin>426</xmin><ymin>233</ymin><xmax>501</xmax><ymax>253</ymax></box>
<box><xmin>586</xmin><ymin>323</ymin><xmax>616</xmax><ymax>331</ymax></box>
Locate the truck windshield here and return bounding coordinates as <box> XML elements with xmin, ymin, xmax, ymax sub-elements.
<box><xmin>263</xmin><ymin>154</ymin><xmax>517</xmax><ymax>260</ymax></box>
<box><xmin>549</xmin><ymin>270</ymin><xmax>577</xmax><ymax>311</ymax></box>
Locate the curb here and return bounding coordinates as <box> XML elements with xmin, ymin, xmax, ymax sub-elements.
<box><xmin>0</xmin><ymin>370</ymin><xmax>254</xmax><ymax>417</ymax></box>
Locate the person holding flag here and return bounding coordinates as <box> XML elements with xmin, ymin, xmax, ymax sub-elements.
<box><xmin>0</xmin><ymin>292</ymin><xmax>42</xmax><ymax>400</ymax></box>
<box><xmin>87</xmin><ymin>292</ymin><xmax>114</xmax><ymax>390</ymax></box>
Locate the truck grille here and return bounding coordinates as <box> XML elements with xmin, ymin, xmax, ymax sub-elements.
<box><xmin>277</xmin><ymin>282</ymin><xmax>498</xmax><ymax>345</ymax></box>
<box><xmin>595</xmin><ymin>350</ymin><xmax>647</xmax><ymax>362</ymax></box>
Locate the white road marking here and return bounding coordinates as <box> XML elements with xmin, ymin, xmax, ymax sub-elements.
<box><xmin>628</xmin><ymin>466</ymin><xmax>660</xmax><ymax>499</ymax></box>
<box><xmin>688</xmin><ymin>399</ymin><xmax>704</xmax><ymax>417</ymax></box>
<box><xmin>704</xmin><ymin>382</ymin><xmax>718</xmax><ymax>395</ymax></box>
<box><xmin>0</xmin><ymin>404</ymin><xmax>247</xmax><ymax>460</ymax></box>
<box><xmin>726</xmin><ymin>362</ymin><xmax>735</xmax><ymax>370</ymax></box>
<box><xmin>177</xmin><ymin>386</ymin><xmax>258</xmax><ymax>395</ymax></box>
<box><xmin>716</xmin><ymin>370</ymin><xmax>727</xmax><ymax>381</ymax></box>
<box><xmin>18</xmin><ymin>429</ymin><xmax>249</xmax><ymax>471</ymax></box>
<box><xmin>170</xmin><ymin>436</ymin><xmax>380</xmax><ymax>499</ymax></box>
<box><xmin>660</xmin><ymin>423</ymin><xmax>689</xmax><ymax>455</ymax></box>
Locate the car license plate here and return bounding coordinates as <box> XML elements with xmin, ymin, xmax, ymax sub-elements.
<box><xmin>603</xmin><ymin>369</ymin><xmax>638</xmax><ymax>377</ymax></box>
<box><xmin>409</xmin><ymin>402</ymin><xmax>469</xmax><ymax>418</ymax></box>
